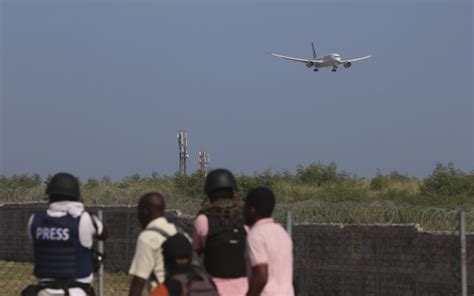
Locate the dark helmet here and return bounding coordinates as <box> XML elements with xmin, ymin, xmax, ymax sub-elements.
<box><xmin>46</xmin><ymin>173</ymin><xmax>80</xmax><ymax>201</ymax></box>
<box><xmin>204</xmin><ymin>169</ymin><xmax>238</xmax><ymax>195</ymax></box>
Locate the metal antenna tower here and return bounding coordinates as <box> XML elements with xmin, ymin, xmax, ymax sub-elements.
<box><xmin>177</xmin><ymin>130</ymin><xmax>189</xmax><ymax>176</ymax></box>
<box><xmin>198</xmin><ymin>151</ymin><xmax>211</xmax><ymax>175</ymax></box>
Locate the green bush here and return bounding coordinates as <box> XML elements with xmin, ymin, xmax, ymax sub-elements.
<box><xmin>84</xmin><ymin>178</ymin><xmax>100</xmax><ymax>189</ymax></box>
<box><xmin>370</xmin><ymin>170</ymin><xmax>414</xmax><ymax>191</ymax></box>
<box><xmin>174</xmin><ymin>170</ymin><xmax>206</xmax><ymax>199</ymax></box>
<box><xmin>296</xmin><ymin>162</ymin><xmax>355</xmax><ymax>186</ymax></box>
<box><xmin>1</xmin><ymin>162</ymin><xmax>473</xmax><ymax>220</ymax></box>
<box><xmin>0</xmin><ymin>174</ymin><xmax>42</xmax><ymax>189</ymax></box>
<box><xmin>421</xmin><ymin>162</ymin><xmax>474</xmax><ymax>196</ymax></box>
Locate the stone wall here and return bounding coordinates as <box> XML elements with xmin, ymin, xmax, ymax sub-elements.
<box><xmin>1</xmin><ymin>203</ymin><xmax>472</xmax><ymax>295</ymax></box>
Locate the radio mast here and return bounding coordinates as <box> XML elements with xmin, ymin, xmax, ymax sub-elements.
<box><xmin>177</xmin><ymin>130</ymin><xmax>189</xmax><ymax>176</ymax></box>
<box><xmin>198</xmin><ymin>151</ymin><xmax>210</xmax><ymax>175</ymax></box>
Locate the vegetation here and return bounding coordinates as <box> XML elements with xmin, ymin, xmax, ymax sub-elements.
<box><xmin>1</xmin><ymin>162</ymin><xmax>473</xmax><ymax>231</ymax></box>
<box><xmin>1</xmin><ymin>163</ymin><xmax>471</xmax><ymax>293</ymax></box>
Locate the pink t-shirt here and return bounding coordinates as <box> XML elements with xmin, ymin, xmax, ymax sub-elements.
<box><xmin>193</xmin><ymin>214</ymin><xmax>248</xmax><ymax>296</ymax></box>
<box><xmin>247</xmin><ymin>218</ymin><xmax>294</xmax><ymax>296</ymax></box>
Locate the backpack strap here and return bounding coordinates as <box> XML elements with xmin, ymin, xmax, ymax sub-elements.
<box><xmin>145</xmin><ymin>226</ymin><xmax>184</xmax><ymax>238</ymax></box>
<box><xmin>146</xmin><ymin>227</ymin><xmax>171</xmax><ymax>238</ymax></box>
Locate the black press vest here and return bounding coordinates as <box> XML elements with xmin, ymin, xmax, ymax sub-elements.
<box><xmin>31</xmin><ymin>210</ymin><xmax>93</xmax><ymax>279</ymax></box>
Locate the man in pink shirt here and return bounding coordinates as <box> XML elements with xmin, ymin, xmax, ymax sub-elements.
<box><xmin>193</xmin><ymin>169</ymin><xmax>248</xmax><ymax>296</ymax></box>
<box><xmin>245</xmin><ymin>186</ymin><xmax>294</xmax><ymax>296</ymax></box>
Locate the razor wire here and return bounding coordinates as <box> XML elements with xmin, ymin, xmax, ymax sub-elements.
<box><xmin>275</xmin><ymin>200</ymin><xmax>474</xmax><ymax>232</ymax></box>
<box><xmin>0</xmin><ymin>187</ymin><xmax>200</xmax><ymax>209</ymax></box>
<box><xmin>2</xmin><ymin>187</ymin><xmax>473</xmax><ymax>231</ymax></box>
<box><xmin>0</xmin><ymin>188</ymin><xmax>46</xmax><ymax>203</ymax></box>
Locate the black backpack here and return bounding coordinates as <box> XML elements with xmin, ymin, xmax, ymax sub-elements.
<box><xmin>200</xmin><ymin>204</ymin><xmax>247</xmax><ymax>278</ymax></box>
<box><xmin>146</xmin><ymin>227</ymin><xmax>218</xmax><ymax>296</ymax></box>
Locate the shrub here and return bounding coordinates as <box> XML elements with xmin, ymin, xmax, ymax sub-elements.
<box><xmin>422</xmin><ymin>162</ymin><xmax>474</xmax><ymax>196</ymax></box>
<box><xmin>84</xmin><ymin>178</ymin><xmax>100</xmax><ymax>189</ymax></box>
<box><xmin>0</xmin><ymin>174</ymin><xmax>42</xmax><ymax>189</ymax></box>
<box><xmin>174</xmin><ymin>170</ymin><xmax>206</xmax><ymax>198</ymax></box>
<box><xmin>296</xmin><ymin>162</ymin><xmax>354</xmax><ymax>186</ymax></box>
<box><xmin>236</xmin><ymin>169</ymin><xmax>287</xmax><ymax>197</ymax></box>
<box><xmin>370</xmin><ymin>170</ymin><xmax>414</xmax><ymax>191</ymax></box>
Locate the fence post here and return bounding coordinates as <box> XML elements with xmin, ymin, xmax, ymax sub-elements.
<box><xmin>286</xmin><ymin>209</ymin><xmax>292</xmax><ymax>238</ymax></box>
<box><xmin>97</xmin><ymin>210</ymin><xmax>105</xmax><ymax>296</ymax></box>
<box><xmin>460</xmin><ymin>210</ymin><xmax>467</xmax><ymax>296</ymax></box>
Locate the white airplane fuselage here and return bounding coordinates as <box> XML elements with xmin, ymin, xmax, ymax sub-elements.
<box><xmin>314</xmin><ymin>53</ymin><xmax>343</xmax><ymax>68</ymax></box>
<box><xmin>270</xmin><ymin>44</ymin><xmax>371</xmax><ymax>72</ymax></box>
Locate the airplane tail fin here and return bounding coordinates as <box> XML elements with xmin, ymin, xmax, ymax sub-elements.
<box><xmin>311</xmin><ymin>42</ymin><xmax>317</xmax><ymax>59</ymax></box>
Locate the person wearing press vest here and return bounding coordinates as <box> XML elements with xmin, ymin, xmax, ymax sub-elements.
<box><xmin>25</xmin><ymin>173</ymin><xmax>108</xmax><ymax>296</ymax></box>
<box><xmin>192</xmin><ymin>169</ymin><xmax>248</xmax><ymax>296</ymax></box>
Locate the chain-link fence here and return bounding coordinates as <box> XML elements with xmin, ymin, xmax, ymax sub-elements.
<box><xmin>0</xmin><ymin>201</ymin><xmax>472</xmax><ymax>295</ymax></box>
<box><xmin>0</xmin><ymin>203</ymin><xmax>193</xmax><ymax>296</ymax></box>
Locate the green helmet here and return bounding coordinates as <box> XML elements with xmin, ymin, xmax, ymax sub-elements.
<box><xmin>204</xmin><ymin>169</ymin><xmax>238</xmax><ymax>195</ymax></box>
<box><xmin>46</xmin><ymin>173</ymin><xmax>80</xmax><ymax>201</ymax></box>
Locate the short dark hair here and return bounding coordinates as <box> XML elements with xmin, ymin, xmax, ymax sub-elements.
<box><xmin>138</xmin><ymin>192</ymin><xmax>165</xmax><ymax>212</ymax></box>
<box><xmin>245</xmin><ymin>186</ymin><xmax>276</xmax><ymax>217</ymax></box>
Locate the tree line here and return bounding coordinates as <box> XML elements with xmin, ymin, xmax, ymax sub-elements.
<box><xmin>1</xmin><ymin>162</ymin><xmax>473</xmax><ymax>204</ymax></box>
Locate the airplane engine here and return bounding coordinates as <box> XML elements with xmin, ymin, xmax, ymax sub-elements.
<box><xmin>306</xmin><ymin>61</ymin><xmax>314</xmax><ymax>68</ymax></box>
<box><xmin>343</xmin><ymin>62</ymin><xmax>352</xmax><ymax>69</ymax></box>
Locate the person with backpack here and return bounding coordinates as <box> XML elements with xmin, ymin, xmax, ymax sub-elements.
<box><xmin>192</xmin><ymin>169</ymin><xmax>248</xmax><ymax>296</ymax></box>
<box><xmin>24</xmin><ymin>172</ymin><xmax>108</xmax><ymax>296</ymax></box>
<box><xmin>244</xmin><ymin>187</ymin><xmax>294</xmax><ymax>296</ymax></box>
<box><xmin>149</xmin><ymin>230</ymin><xmax>218</xmax><ymax>296</ymax></box>
<box><xmin>128</xmin><ymin>192</ymin><xmax>180</xmax><ymax>296</ymax></box>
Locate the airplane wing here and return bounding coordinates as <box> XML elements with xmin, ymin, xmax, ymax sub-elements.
<box><xmin>344</xmin><ymin>55</ymin><xmax>372</xmax><ymax>63</ymax></box>
<box><xmin>271</xmin><ymin>53</ymin><xmax>318</xmax><ymax>63</ymax></box>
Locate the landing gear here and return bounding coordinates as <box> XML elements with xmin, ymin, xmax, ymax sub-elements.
<box><xmin>332</xmin><ymin>67</ymin><xmax>337</xmax><ymax>72</ymax></box>
<box><xmin>313</xmin><ymin>68</ymin><xmax>319</xmax><ymax>72</ymax></box>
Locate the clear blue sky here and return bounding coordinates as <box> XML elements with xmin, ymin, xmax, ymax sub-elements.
<box><xmin>1</xmin><ymin>0</ymin><xmax>472</xmax><ymax>179</ymax></box>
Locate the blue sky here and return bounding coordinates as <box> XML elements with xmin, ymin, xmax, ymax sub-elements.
<box><xmin>1</xmin><ymin>0</ymin><xmax>472</xmax><ymax>179</ymax></box>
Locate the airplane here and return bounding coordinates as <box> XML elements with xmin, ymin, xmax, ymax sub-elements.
<box><xmin>271</xmin><ymin>43</ymin><xmax>371</xmax><ymax>72</ymax></box>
